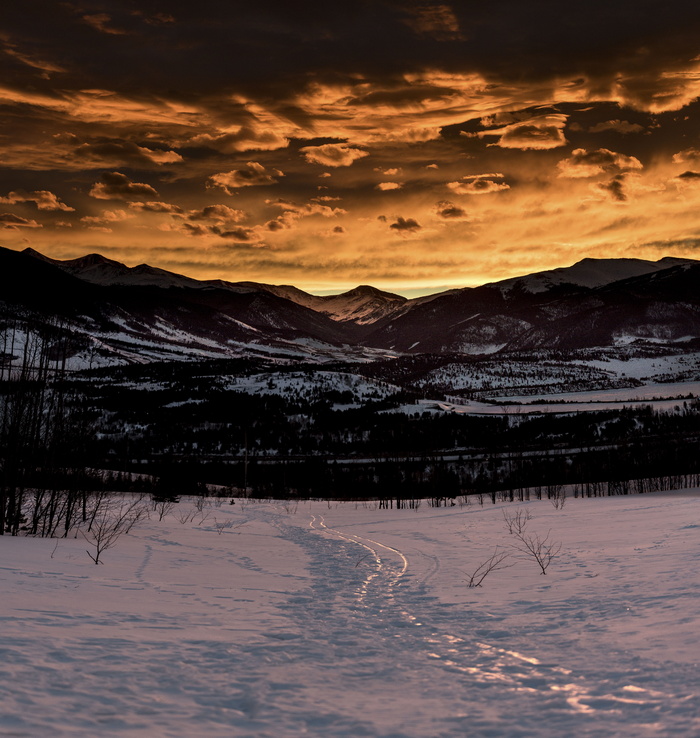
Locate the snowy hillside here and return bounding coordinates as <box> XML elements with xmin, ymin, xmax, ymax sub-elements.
<box><xmin>490</xmin><ymin>256</ymin><xmax>697</xmax><ymax>295</ymax></box>
<box><xmin>2</xmin><ymin>493</ymin><xmax>698</xmax><ymax>737</ymax></box>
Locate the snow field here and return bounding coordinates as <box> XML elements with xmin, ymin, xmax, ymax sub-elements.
<box><xmin>1</xmin><ymin>492</ymin><xmax>699</xmax><ymax>736</ymax></box>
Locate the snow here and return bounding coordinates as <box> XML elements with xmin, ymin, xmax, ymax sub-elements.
<box><xmin>489</xmin><ymin>257</ymin><xmax>697</xmax><ymax>295</ymax></box>
<box><xmin>491</xmin><ymin>381</ymin><xmax>700</xmax><ymax>404</ymax></box>
<box><xmin>416</xmin><ymin>397</ymin><xmax>687</xmax><ymax>416</ymax></box>
<box><xmin>1</xmin><ymin>492</ymin><xmax>699</xmax><ymax>737</ymax></box>
<box><xmin>222</xmin><ymin>370</ymin><xmax>401</xmax><ymax>403</ymax></box>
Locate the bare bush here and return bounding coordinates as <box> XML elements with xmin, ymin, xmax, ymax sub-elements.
<box><xmin>464</xmin><ymin>547</ymin><xmax>513</xmax><ymax>588</ymax></box>
<box><xmin>513</xmin><ymin>529</ymin><xmax>562</xmax><ymax>575</ymax></box>
<box><xmin>549</xmin><ymin>485</ymin><xmax>567</xmax><ymax>510</ymax></box>
<box><xmin>152</xmin><ymin>495</ymin><xmax>177</xmax><ymax>521</ymax></box>
<box><xmin>176</xmin><ymin>507</ymin><xmax>198</xmax><ymax>525</ymax></box>
<box><xmin>213</xmin><ymin>518</ymin><xmax>245</xmax><ymax>535</ymax></box>
<box><xmin>82</xmin><ymin>496</ymin><xmax>148</xmax><ymax>564</ymax></box>
<box><xmin>502</xmin><ymin>507</ymin><xmax>531</xmax><ymax>535</ymax></box>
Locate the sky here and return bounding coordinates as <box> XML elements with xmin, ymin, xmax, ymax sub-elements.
<box><xmin>3</xmin><ymin>1</ymin><xmax>700</xmax><ymax>295</ymax></box>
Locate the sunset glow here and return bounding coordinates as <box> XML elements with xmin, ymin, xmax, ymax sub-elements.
<box><xmin>4</xmin><ymin>2</ymin><xmax>700</xmax><ymax>293</ymax></box>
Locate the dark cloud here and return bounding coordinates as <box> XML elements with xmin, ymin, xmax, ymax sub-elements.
<box><xmin>74</xmin><ymin>140</ymin><xmax>183</xmax><ymax>167</ymax></box>
<box><xmin>0</xmin><ymin>212</ymin><xmax>42</xmax><ymax>228</ymax></box>
<box><xmin>390</xmin><ymin>217</ymin><xmax>421</xmax><ymax>232</ymax></box>
<box><xmin>89</xmin><ymin>172</ymin><xmax>159</xmax><ymax>200</ymax></box>
<box><xmin>596</xmin><ymin>174</ymin><xmax>628</xmax><ymax>202</ymax></box>
<box><xmin>215</xmin><ymin>227</ymin><xmax>257</xmax><ymax>242</ymax></box>
<box><xmin>434</xmin><ymin>200</ymin><xmax>468</xmax><ymax>219</ymax></box>
<box><xmin>676</xmin><ymin>170</ymin><xmax>700</xmax><ymax>180</ymax></box>
<box><xmin>589</xmin><ymin>120</ymin><xmax>645</xmax><ymax>134</ymax></box>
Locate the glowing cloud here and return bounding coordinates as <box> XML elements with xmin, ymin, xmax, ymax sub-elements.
<box><xmin>300</xmin><ymin>144</ymin><xmax>369</xmax><ymax>168</ymax></box>
<box><xmin>557</xmin><ymin>149</ymin><xmax>643</xmax><ymax>178</ymax></box>
<box><xmin>476</xmin><ymin>114</ymin><xmax>568</xmax><ymax>150</ymax></box>
<box><xmin>89</xmin><ymin>172</ymin><xmax>159</xmax><ymax>200</ymax></box>
<box><xmin>447</xmin><ymin>175</ymin><xmax>510</xmax><ymax>195</ymax></box>
<box><xmin>0</xmin><ymin>190</ymin><xmax>74</xmax><ymax>211</ymax></box>
<box><xmin>207</xmin><ymin>162</ymin><xmax>284</xmax><ymax>193</ymax></box>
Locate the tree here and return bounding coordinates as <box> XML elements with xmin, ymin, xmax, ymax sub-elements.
<box><xmin>514</xmin><ymin>529</ymin><xmax>561</xmax><ymax>575</ymax></box>
<box><xmin>82</xmin><ymin>495</ymin><xmax>148</xmax><ymax>564</ymax></box>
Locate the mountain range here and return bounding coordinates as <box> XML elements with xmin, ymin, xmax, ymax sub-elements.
<box><xmin>1</xmin><ymin>246</ymin><xmax>699</xmax><ymax>367</ymax></box>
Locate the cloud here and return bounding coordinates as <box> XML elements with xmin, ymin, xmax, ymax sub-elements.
<box><xmin>0</xmin><ymin>213</ymin><xmax>42</xmax><ymax>228</ymax></box>
<box><xmin>82</xmin><ymin>13</ymin><xmax>127</xmax><ymax>35</ymax></box>
<box><xmin>300</xmin><ymin>143</ymin><xmax>369</xmax><ymax>168</ymax></box>
<box><xmin>389</xmin><ymin>217</ymin><xmax>421</xmax><ymax>232</ymax></box>
<box><xmin>673</xmin><ymin>148</ymin><xmax>700</xmax><ymax>164</ymax></box>
<box><xmin>596</xmin><ymin>175</ymin><xmax>628</xmax><ymax>202</ymax></box>
<box><xmin>447</xmin><ymin>175</ymin><xmax>510</xmax><ymax>195</ymax></box>
<box><xmin>589</xmin><ymin>120</ymin><xmax>645</xmax><ymax>134</ymax></box>
<box><xmin>0</xmin><ymin>189</ymin><xmax>74</xmax><ymax>211</ymax></box>
<box><xmin>187</xmin><ymin>205</ymin><xmax>247</xmax><ymax>223</ymax></box>
<box><xmin>75</xmin><ymin>141</ymin><xmax>183</xmax><ymax>167</ymax></box>
<box><xmin>129</xmin><ymin>201</ymin><xmax>184</xmax><ymax>214</ymax></box>
<box><xmin>207</xmin><ymin>162</ymin><xmax>283</xmax><ymax>193</ymax></box>
<box><xmin>557</xmin><ymin>148</ymin><xmax>643</xmax><ymax>178</ymax></box>
<box><xmin>80</xmin><ymin>209</ymin><xmax>132</xmax><ymax>230</ymax></box>
<box><xmin>676</xmin><ymin>170</ymin><xmax>700</xmax><ymax>180</ymax></box>
<box><xmin>263</xmin><ymin>198</ymin><xmax>347</xmax><ymax>231</ymax></box>
<box><xmin>403</xmin><ymin>4</ymin><xmax>464</xmax><ymax>41</ymax></box>
<box><xmin>212</xmin><ymin>226</ymin><xmax>259</xmax><ymax>242</ymax></box>
<box><xmin>266</xmin><ymin>199</ymin><xmax>346</xmax><ymax>218</ymax></box>
<box><xmin>376</xmin><ymin>182</ymin><xmax>402</xmax><ymax>191</ymax></box>
<box><xmin>190</xmin><ymin>127</ymin><xmax>288</xmax><ymax>153</ymax></box>
<box><xmin>434</xmin><ymin>200</ymin><xmax>469</xmax><ymax>219</ymax></box>
<box><xmin>89</xmin><ymin>172</ymin><xmax>159</xmax><ymax>200</ymax></box>
<box><xmin>475</xmin><ymin>114</ymin><xmax>568</xmax><ymax>150</ymax></box>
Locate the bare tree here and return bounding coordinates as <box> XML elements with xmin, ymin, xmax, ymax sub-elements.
<box><xmin>513</xmin><ymin>529</ymin><xmax>561</xmax><ymax>575</ymax></box>
<box><xmin>82</xmin><ymin>496</ymin><xmax>148</xmax><ymax>564</ymax></box>
<box><xmin>464</xmin><ymin>547</ymin><xmax>513</xmax><ymax>587</ymax></box>
<box><xmin>502</xmin><ymin>507</ymin><xmax>531</xmax><ymax>535</ymax></box>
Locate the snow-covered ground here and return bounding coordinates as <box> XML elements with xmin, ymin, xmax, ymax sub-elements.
<box><xmin>1</xmin><ymin>492</ymin><xmax>699</xmax><ymax>737</ymax></box>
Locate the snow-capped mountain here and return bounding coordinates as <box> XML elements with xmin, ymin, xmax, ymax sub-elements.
<box><xmin>3</xmin><ymin>246</ymin><xmax>700</xmax><ymax>367</ymax></box>
<box><xmin>490</xmin><ymin>256</ymin><xmax>696</xmax><ymax>295</ymax></box>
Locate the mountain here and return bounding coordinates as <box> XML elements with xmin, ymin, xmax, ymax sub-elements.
<box><xmin>0</xmin><ymin>248</ymin><xmax>391</xmax><ymax>367</ymax></box>
<box><xmin>361</xmin><ymin>258</ymin><xmax>700</xmax><ymax>354</ymax></box>
<box><xmin>27</xmin><ymin>249</ymin><xmax>408</xmax><ymax>327</ymax></box>
<box><xmin>489</xmin><ymin>256</ymin><xmax>696</xmax><ymax>295</ymax></box>
<box><xmin>3</xmin><ymin>247</ymin><xmax>700</xmax><ymax>367</ymax></box>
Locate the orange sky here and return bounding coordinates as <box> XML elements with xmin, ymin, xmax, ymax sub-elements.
<box><xmin>3</xmin><ymin>2</ymin><xmax>700</xmax><ymax>295</ymax></box>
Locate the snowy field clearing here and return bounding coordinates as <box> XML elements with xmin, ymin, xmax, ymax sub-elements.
<box><xmin>416</xmin><ymin>397</ymin><xmax>688</xmax><ymax>416</ymax></box>
<box><xmin>489</xmin><ymin>381</ymin><xmax>700</xmax><ymax>404</ymax></box>
<box><xmin>1</xmin><ymin>493</ymin><xmax>699</xmax><ymax>737</ymax></box>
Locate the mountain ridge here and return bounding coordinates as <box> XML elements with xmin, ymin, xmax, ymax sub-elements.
<box><xmin>3</xmin><ymin>246</ymin><xmax>699</xmax><ymax>367</ymax></box>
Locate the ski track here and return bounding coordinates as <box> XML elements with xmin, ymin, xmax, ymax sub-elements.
<box><xmin>253</xmin><ymin>505</ymin><xmax>698</xmax><ymax>737</ymax></box>
<box><xmin>0</xmin><ymin>501</ymin><xmax>698</xmax><ymax>737</ymax></box>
